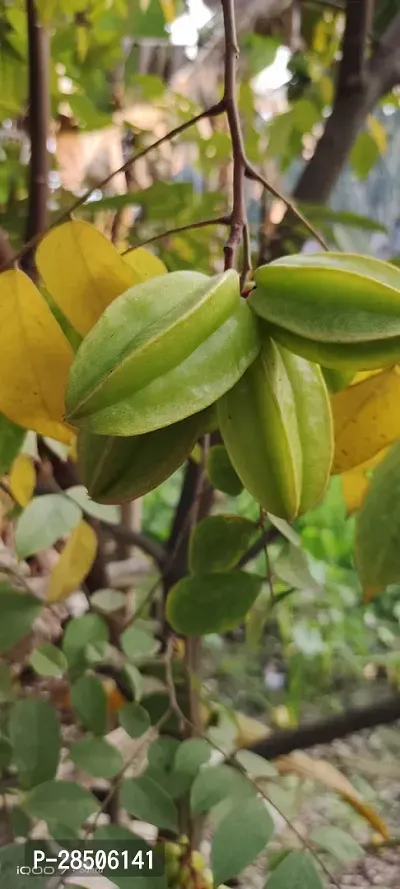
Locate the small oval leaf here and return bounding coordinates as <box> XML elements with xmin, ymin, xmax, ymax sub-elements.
<box><xmin>166</xmin><ymin>571</ymin><xmax>263</xmax><ymax>635</ymax></box>
<box><xmin>189</xmin><ymin>516</ymin><xmax>258</xmax><ymax>574</ymax></box>
<box><xmin>211</xmin><ymin>796</ymin><xmax>274</xmax><ymax>886</ymax></box>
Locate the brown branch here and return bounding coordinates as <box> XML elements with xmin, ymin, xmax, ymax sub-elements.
<box><xmin>0</xmin><ymin>229</ymin><xmax>14</xmax><ymax>271</ymax></box>
<box><xmin>290</xmin><ymin>9</ymin><xmax>400</xmax><ymax>209</ymax></box>
<box><xmin>244</xmin><ymin>694</ymin><xmax>400</xmax><ymax>760</ymax></box>
<box><xmin>337</xmin><ymin>0</ymin><xmax>373</xmax><ymax>97</ymax></box>
<box><xmin>124</xmin><ymin>215</ymin><xmax>231</xmax><ymax>251</ymax></box>
<box><xmin>0</xmin><ymin>102</ymin><xmax>224</xmax><ymax>274</ymax></box>
<box><xmin>21</xmin><ymin>0</ymin><xmax>50</xmax><ymax>279</ymax></box>
<box><xmin>220</xmin><ymin>0</ymin><xmax>247</xmax><ymax>272</ymax></box>
<box><xmin>237</xmin><ymin>526</ymin><xmax>281</xmax><ymax>567</ymax></box>
<box><xmin>245</xmin><ymin>162</ymin><xmax>328</xmax><ymax>250</ymax></box>
<box><xmin>99</xmin><ymin>519</ymin><xmax>166</xmax><ymax>569</ymax></box>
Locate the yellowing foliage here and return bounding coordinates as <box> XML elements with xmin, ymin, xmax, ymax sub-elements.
<box><xmin>332</xmin><ymin>367</ymin><xmax>400</xmax><ymax>473</ymax></box>
<box><xmin>341</xmin><ymin>447</ymin><xmax>389</xmax><ymax>514</ymax></box>
<box><xmin>9</xmin><ymin>454</ymin><xmax>36</xmax><ymax>506</ymax></box>
<box><xmin>123</xmin><ymin>246</ymin><xmax>167</xmax><ymax>281</ymax></box>
<box><xmin>36</xmin><ymin>220</ymin><xmax>138</xmax><ymax>337</ymax></box>
<box><xmin>47</xmin><ymin>520</ymin><xmax>97</xmax><ymax>602</ymax></box>
<box><xmin>276</xmin><ymin>751</ymin><xmax>389</xmax><ymax>839</ymax></box>
<box><xmin>0</xmin><ymin>270</ymin><xmax>74</xmax><ymax>443</ymax></box>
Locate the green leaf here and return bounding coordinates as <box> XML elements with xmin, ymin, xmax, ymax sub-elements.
<box><xmin>267</xmin><ymin>515</ymin><xmax>300</xmax><ymax>547</ymax></box>
<box><xmin>129</xmin><ymin>0</ymin><xmax>167</xmax><ymax>39</ymax></box>
<box><xmin>174</xmin><ymin>738</ymin><xmax>212</xmax><ymax>776</ymax></box>
<box><xmin>292</xmin><ymin>98</ymin><xmax>320</xmax><ymax>133</ymax></box>
<box><xmin>123</xmin><ymin>663</ymin><xmax>143</xmax><ymax>701</ymax></box>
<box><xmin>0</xmin><ymin>585</ymin><xmax>42</xmax><ymax>654</ymax></box>
<box><xmin>70</xmin><ymin>674</ymin><xmax>108</xmax><ymax>735</ymax></box>
<box><xmin>9</xmin><ymin>699</ymin><xmax>61</xmax><ymax>788</ymax></box>
<box><xmin>70</xmin><ymin>737</ymin><xmax>123</xmax><ymax>779</ymax></box>
<box><xmin>29</xmin><ymin>643</ymin><xmax>68</xmax><ymax>678</ymax></box>
<box><xmin>143</xmin><ymin>763</ymin><xmax>192</xmax><ymax>801</ymax></box>
<box><xmin>91</xmin><ymin>588</ymin><xmax>126</xmax><ymax>613</ymax></box>
<box><xmin>0</xmin><ymin>844</ymin><xmax>47</xmax><ymax>889</ymax></box>
<box><xmin>243</xmin><ymin>34</ymin><xmax>280</xmax><ymax>75</ymax></box>
<box><xmin>0</xmin><ymin>737</ymin><xmax>12</xmax><ymax>769</ymax></box>
<box><xmin>62</xmin><ymin>613</ymin><xmax>109</xmax><ymax>668</ymax></box>
<box><xmin>66</xmin><ymin>485</ymin><xmax>119</xmax><ymax>524</ymax></box>
<box><xmin>274</xmin><ymin>544</ymin><xmax>320</xmax><ymax>591</ymax></box>
<box><xmin>0</xmin><ymin>660</ymin><xmax>14</xmax><ymax>702</ymax></box>
<box><xmin>0</xmin><ymin>413</ymin><xmax>25</xmax><ymax>476</ymax></box>
<box><xmin>166</xmin><ymin>571</ymin><xmax>263</xmax><ymax>635</ymax></box>
<box><xmin>297</xmin><ymin>203</ymin><xmax>387</xmax><ymax>233</ymax></box>
<box><xmin>118</xmin><ymin>702</ymin><xmax>150</xmax><ymax>737</ymax></box>
<box><xmin>10</xmin><ymin>806</ymin><xmax>31</xmax><ymax>838</ymax></box>
<box><xmin>311</xmin><ymin>826</ymin><xmax>363</xmax><ymax>864</ymax></box>
<box><xmin>120</xmin><ymin>624</ymin><xmax>159</xmax><ymax>660</ymax></box>
<box><xmin>350</xmin><ymin>131</ymin><xmax>379</xmax><ymax>179</ymax></box>
<box><xmin>68</xmin><ymin>94</ymin><xmax>110</xmax><ymax>129</ymax></box>
<box><xmin>212</xmin><ymin>796</ymin><xmax>274</xmax><ymax>885</ymax></box>
<box><xmin>189</xmin><ymin>516</ymin><xmax>257</xmax><ymax>574</ymax></box>
<box><xmin>265</xmin><ymin>851</ymin><xmax>324</xmax><ymax>888</ymax></box>
<box><xmin>93</xmin><ymin>825</ymin><xmax>167</xmax><ymax>889</ymax></box>
<box><xmin>356</xmin><ymin>442</ymin><xmax>400</xmax><ymax>595</ymax></box>
<box><xmin>148</xmin><ymin>736</ymin><xmax>180</xmax><ymax>770</ymax></box>
<box><xmin>234</xmin><ymin>750</ymin><xmax>278</xmax><ymax>778</ymax></box>
<box><xmin>206</xmin><ymin>444</ymin><xmax>244</xmax><ymax>496</ymax></box>
<box><xmin>191</xmin><ymin>764</ymin><xmax>255</xmax><ymax>815</ymax></box>
<box><xmin>120</xmin><ymin>776</ymin><xmax>178</xmax><ymax>832</ymax></box>
<box><xmin>25</xmin><ymin>780</ymin><xmax>99</xmax><ymax>829</ymax></box>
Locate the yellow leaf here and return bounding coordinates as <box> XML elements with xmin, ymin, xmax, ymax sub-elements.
<box><xmin>159</xmin><ymin>0</ymin><xmax>175</xmax><ymax>24</ymax></box>
<box><xmin>234</xmin><ymin>712</ymin><xmax>269</xmax><ymax>747</ymax></box>
<box><xmin>9</xmin><ymin>454</ymin><xmax>36</xmax><ymax>506</ymax></box>
<box><xmin>351</xmin><ymin>369</ymin><xmax>383</xmax><ymax>385</ymax></box>
<box><xmin>367</xmin><ymin>115</ymin><xmax>387</xmax><ymax>154</ymax></box>
<box><xmin>275</xmin><ymin>751</ymin><xmax>389</xmax><ymax>839</ymax></box>
<box><xmin>341</xmin><ymin>447</ymin><xmax>389</xmax><ymax>514</ymax></box>
<box><xmin>0</xmin><ymin>270</ymin><xmax>74</xmax><ymax>443</ymax></box>
<box><xmin>36</xmin><ymin>220</ymin><xmax>139</xmax><ymax>338</ymax></box>
<box><xmin>68</xmin><ymin>436</ymin><xmax>78</xmax><ymax>462</ymax></box>
<box><xmin>47</xmin><ymin>520</ymin><xmax>97</xmax><ymax>602</ymax></box>
<box><xmin>122</xmin><ymin>246</ymin><xmax>167</xmax><ymax>282</ymax></box>
<box><xmin>332</xmin><ymin>367</ymin><xmax>400</xmax><ymax>474</ymax></box>
<box><xmin>190</xmin><ymin>444</ymin><xmax>202</xmax><ymax>464</ymax></box>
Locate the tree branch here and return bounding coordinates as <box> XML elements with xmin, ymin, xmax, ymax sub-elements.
<box><xmin>220</xmin><ymin>0</ymin><xmax>247</xmax><ymax>274</ymax></box>
<box><xmin>99</xmin><ymin>520</ymin><xmax>166</xmax><ymax>569</ymax></box>
<box><xmin>243</xmin><ymin>694</ymin><xmax>400</xmax><ymax>760</ymax></box>
<box><xmin>237</xmin><ymin>526</ymin><xmax>281</xmax><ymax>567</ymax></box>
<box><xmin>368</xmin><ymin>9</ymin><xmax>400</xmax><ymax>96</ymax></box>
<box><xmin>245</xmin><ymin>163</ymin><xmax>328</xmax><ymax>249</ymax></box>
<box><xmin>337</xmin><ymin>0</ymin><xmax>373</xmax><ymax>97</ymax></box>
<box><xmin>0</xmin><ymin>229</ymin><xmax>14</xmax><ymax>271</ymax></box>
<box><xmin>264</xmin><ymin>8</ymin><xmax>400</xmax><ymax>260</ymax></box>
<box><xmin>21</xmin><ymin>0</ymin><xmax>50</xmax><ymax>279</ymax></box>
<box><xmin>125</xmin><ymin>215</ymin><xmax>231</xmax><ymax>251</ymax></box>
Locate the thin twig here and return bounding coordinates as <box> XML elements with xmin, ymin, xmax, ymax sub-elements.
<box><xmin>244</xmin><ymin>162</ymin><xmax>328</xmax><ymax>251</ymax></box>
<box><xmin>124</xmin><ymin>215</ymin><xmax>231</xmax><ymax>251</ymax></box>
<box><xmin>99</xmin><ymin>518</ymin><xmax>166</xmax><ymax>569</ymax></box>
<box><xmin>221</xmin><ymin>0</ymin><xmax>247</xmax><ymax>272</ymax></box>
<box><xmin>0</xmin><ymin>102</ymin><xmax>224</xmax><ymax>274</ymax></box>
